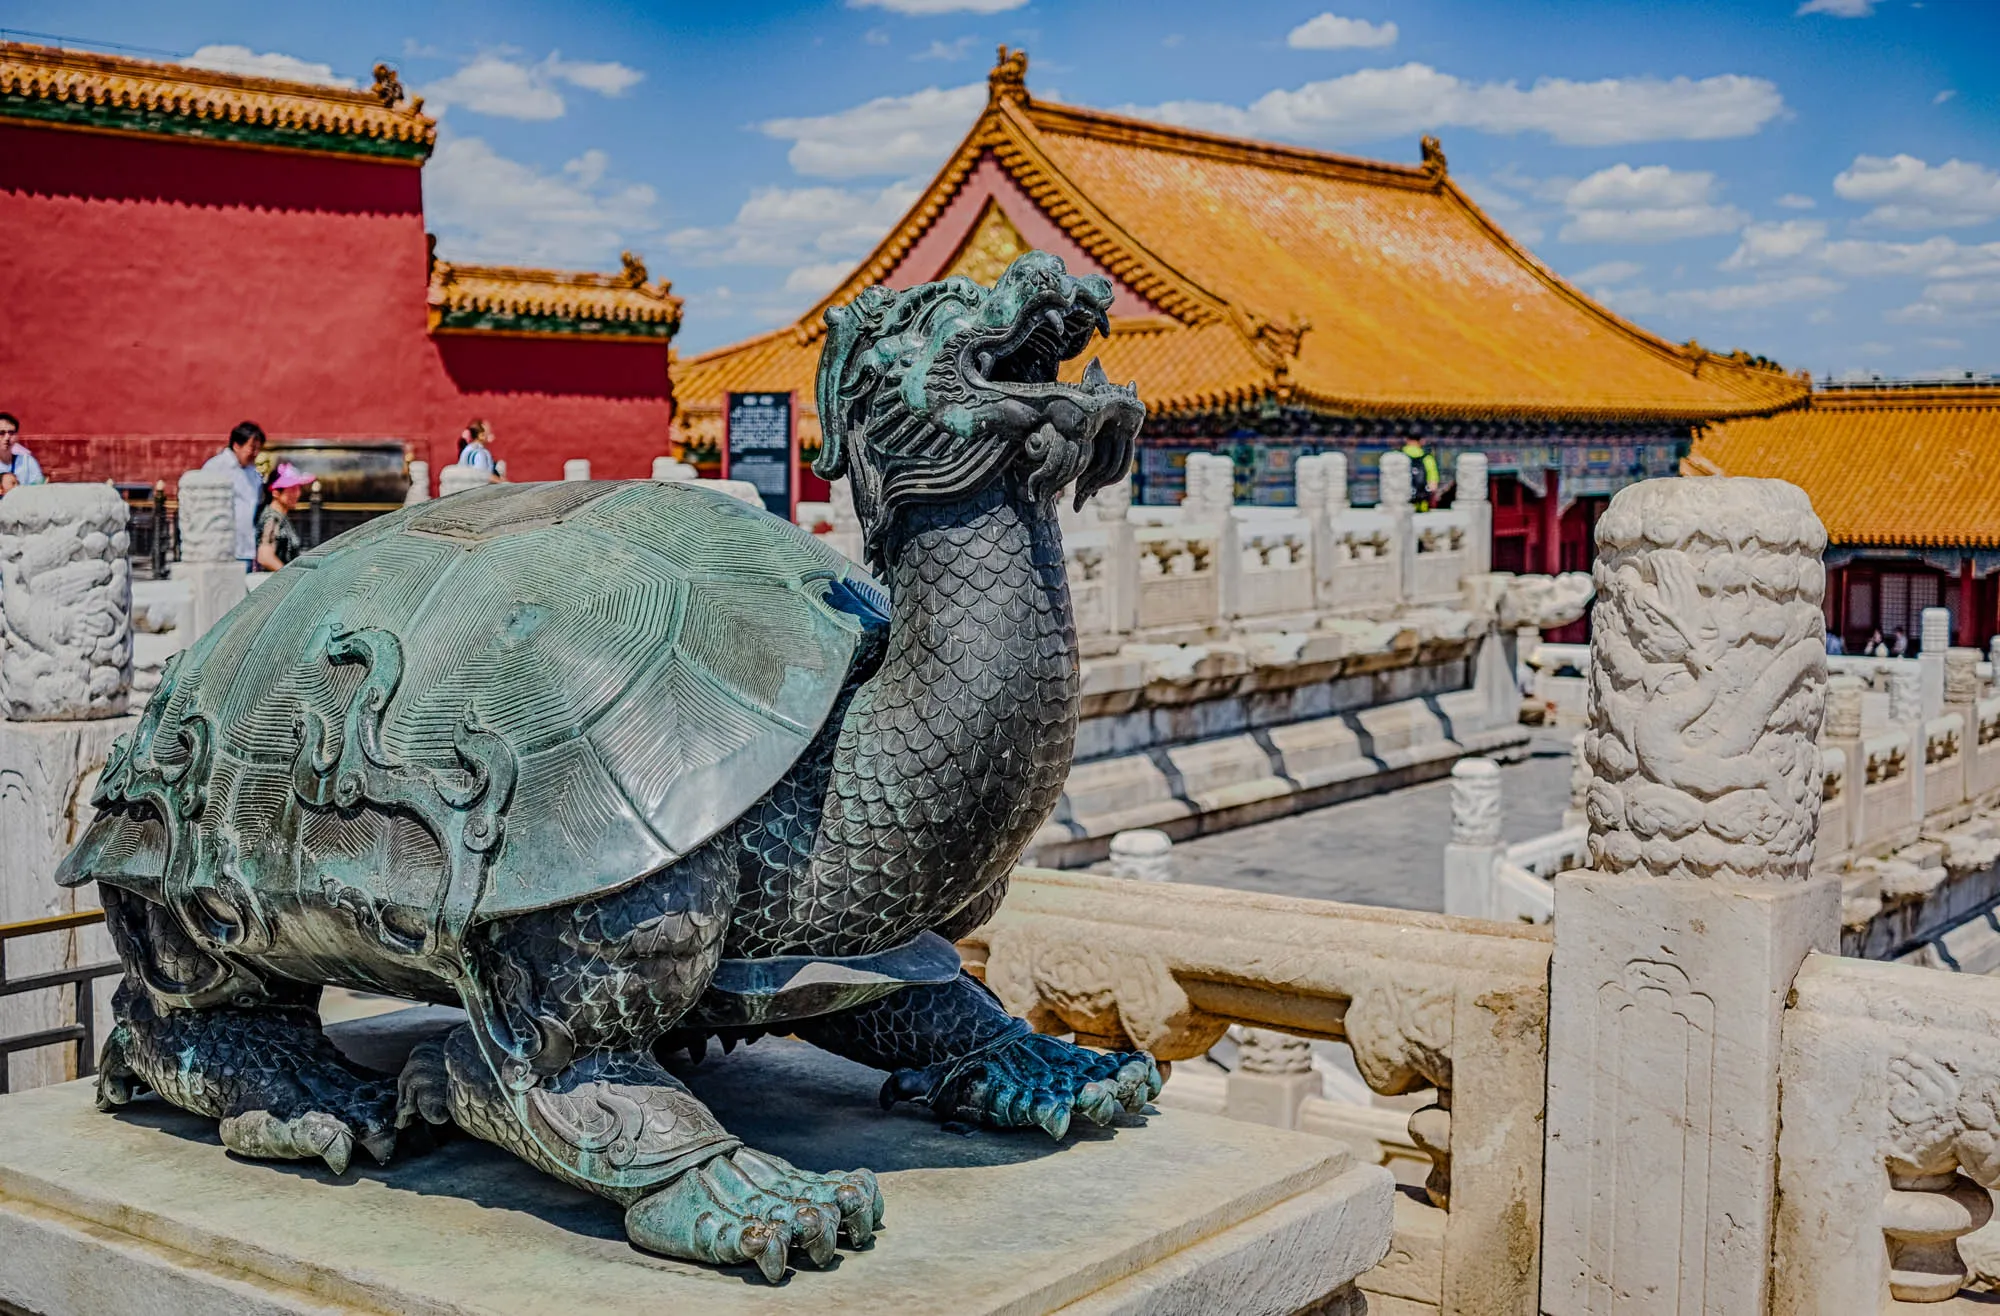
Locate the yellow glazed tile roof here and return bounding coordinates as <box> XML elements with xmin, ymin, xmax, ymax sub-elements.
<box><xmin>1689</xmin><ymin>386</ymin><xmax>2000</xmax><ymax>549</ymax></box>
<box><xmin>0</xmin><ymin>42</ymin><xmax>435</xmax><ymax>162</ymax></box>
<box><xmin>679</xmin><ymin>47</ymin><xmax>1808</xmax><ymax>428</ymax></box>
<box><xmin>428</xmin><ymin>253</ymin><xmax>683</xmax><ymax>340</ymax></box>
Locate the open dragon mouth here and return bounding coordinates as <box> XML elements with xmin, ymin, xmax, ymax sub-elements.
<box><xmin>972</xmin><ymin>298</ymin><xmax>1111</xmax><ymax>389</ymax></box>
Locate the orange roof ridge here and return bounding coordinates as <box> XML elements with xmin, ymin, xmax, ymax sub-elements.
<box><xmin>679</xmin><ymin>45</ymin><xmax>1809</xmax><ymax>426</ymax></box>
<box><xmin>428</xmin><ymin>250</ymin><xmax>681</xmax><ymax>339</ymax></box>
<box><xmin>0</xmin><ymin>41</ymin><xmax>435</xmax><ymax>161</ymax></box>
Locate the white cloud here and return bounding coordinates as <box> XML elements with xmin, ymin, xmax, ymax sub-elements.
<box><xmin>665</xmin><ymin>177</ymin><xmax>924</xmax><ymax>302</ymax></box>
<box><xmin>420</xmin><ymin>51</ymin><xmax>645</xmax><ymax>122</ymax></box>
<box><xmin>1777</xmin><ymin>193</ymin><xmax>1816</xmax><ymax>209</ymax></box>
<box><xmin>1122</xmin><ymin>63</ymin><xmax>1785</xmax><ymax>149</ymax></box>
<box><xmin>1569</xmin><ymin>260</ymin><xmax>1644</xmax><ymax>286</ymax></box>
<box><xmin>1608</xmin><ymin>274</ymin><xmax>1842</xmax><ymax>315</ymax></box>
<box><xmin>1921</xmin><ymin>336</ymin><xmax>1966</xmax><ymax>350</ymax></box>
<box><xmin>1721</xmin><ymin>219</ymin><xmax>1828</xmax><ymax>269</ymax></box>
<box><xmin>1558</xmin><ymin>164</ymin><xmax>1747</xmax><ymax>243</ymax></box>
<box><xmin>760</xmin><ymin>83</ymin><xmax>985</xmax><ymax>178</ymax></box>
<box><xmin>1286</xmin><ymin>14</ymin><xmax>1399</xmax><ymax>50</ymax></box>
<box><xmin>1722</xmin><ymin>221</ymin><xmax>2000</xmax><ymax>281</ymax></box>
<box><xmin>1936</xmin><ymin>90</ymin><xmax>1958</xmax><ymax>105</ymax></box>
<box><xmin>1834</xmin><ymin>154</ymin><xmax>2000</xmax><ymax>228</ymax></box>
<box><xmin>865</xmin><ymin>28</ymin><xmax>891</xmax><ymax>45</ymax></box>
<box><xmin>850</xmin><ymin>0</ymin><xmax>1027</xmax><ymax>12</ymax></box>
<box><xmin>914</xmin><ymin>37</ymin><xmax>978</xmax><ymax>61</ymax></box>
<box><xmin>1889</xmin><ymin>279</ymin><xmax>2000</xmax><ymax>324</ymax></box>
<box><xmin>1797</xmin><ymin>0</ymin><xmax>1874</xmax><ymax>14</ymax></box>
<box><xmin>182</xmin><ymin>45</ymin><xmax>353</xmax><ymax>87</ymax></box>
<box><xmin>424</xmin><ymin>136</ymin><xmax>658</xmax><ymax>266</ymax></box>
<box><xmin>1458</xmin><ymin>176</ymin><xmax>1547</xmax><ymax>243</ymax></box>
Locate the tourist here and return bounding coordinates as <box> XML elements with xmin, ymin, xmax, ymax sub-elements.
<box><xmin>201</xmin><ymin>422</ymin><xmax>266</xmax><ymax>569</ymax></box>
<box><xmin>1398</xmin><ymin>437</ymin><xmax>1440</xmax><ymax>512</ymax></box>
<box><xmin>1865</xmin><ymin>629</ymin><xmax>1889</xmax><ymax>658</ymax></box>
<box><xmin>0</xmin><ymin>413</ymin><xmax>45</xmax><ymax>486</ymax></box>
<box><xmin>1891</xmin><ymin>627</ymin><xmax>1910</xmax><ymax>658</ymax></box>
<box><xmin>255</xmin><ymin>462</ymin><xmax>313</xmax><ymax>571</ymax></box>
<box><xmin>458</xmin><ymin>420</ymin><xmax>498</xmax><ymax>479</ymax></box>
<box><xmin>1825</xmin><ymin>631</ymin><xmax>1846</xmax><ymax>656</ymax></box>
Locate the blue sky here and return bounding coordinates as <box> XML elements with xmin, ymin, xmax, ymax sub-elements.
<box><xmin>9</xmin><ymin>0</ymin><xmax>1999</xmax><ymax>375</ymax></box>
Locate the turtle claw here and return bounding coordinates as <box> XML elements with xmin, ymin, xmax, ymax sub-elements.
<box><xmin>626</xmin><ymin>1149</ymin><xmax>885</xmax><ymax>1281</ymax></box>
<box><xmin>882</xmin><ymin>1031</ymin><xmax>1161</xmax><ymax>1140</ymax></box>
<box><xmin>219</xmin><ymin>1109</ymin><xmax>361</xmax><ymax>1175</ymax></box>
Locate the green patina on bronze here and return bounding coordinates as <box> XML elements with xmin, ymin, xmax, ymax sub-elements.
<box><xmin>0</xmin><ymin>92</ymin><xmax>433</xmax><ymax>161</ymax></box>
<box><xmin>59</xmin><ymin>253</ymin><xmax>1163</xmax><ymax>1283</ymax></box>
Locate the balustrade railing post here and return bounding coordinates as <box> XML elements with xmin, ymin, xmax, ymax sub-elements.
<box><xmin>1442</xmin><ymin>757</ymin><xmax>1503</xmax><ymax>920</ymax></box>
<box><xmin>149</xmin><ymin>480</ymin><xmax>167</xmax><ymax>578</ymax></box>
<box><xmin>1378</xmin><ymin>449</ymin><xmax>1414</xmax><ymax>606</ymax></box>
<box><xmin>1457</xmin><ymin>451</ymin><xmax>1490</xmax><ymax>578</ymax></box>
<box><xmin>1541</xmin><ymin>477</ymin><xmax>1839</xmax><ymax>1315</ymax></box>
<box><xmin>308</xmin><ymin>480</ymin><xmax>324</xmax><ymax>549</ymax></box>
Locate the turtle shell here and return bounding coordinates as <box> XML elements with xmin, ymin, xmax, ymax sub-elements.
<box><xmin>61</xmin><ymin>480</ymin><xmax>883</xmax><ymax>929</ymax></box>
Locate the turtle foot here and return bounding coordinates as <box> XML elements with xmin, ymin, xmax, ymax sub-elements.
<box><xmin>220</xmin><ymin>1107</ymin><xmax>395</xmax><ymax>1175</ymax></box>
<box><xmin>880</xmin><ymin>1032</ymin><xmax>1161</xmax><ymax>1140</ymax></box>
<box><xmin>625</xmin><ymin>1148</ymin><xmax>884</xmax><ymax>1282</ymax></box>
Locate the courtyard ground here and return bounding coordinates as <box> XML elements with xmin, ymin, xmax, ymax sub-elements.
<box><xmin>1161</xmin><ymin>731</ymin><xmax>1577</xmax><ymax>913</ymax></box>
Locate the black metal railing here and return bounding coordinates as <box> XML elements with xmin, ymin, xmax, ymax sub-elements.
<box><xmin>116</xmin><ymin>481</ymin><xmax>176</xmax><ymax>580</ymax></box>
<box><xmin>0</xmin><ymin>909</ymin><xmax>120</xmax><ymax>1095</ymax></box>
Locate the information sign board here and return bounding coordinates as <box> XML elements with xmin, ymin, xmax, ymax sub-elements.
<box><xmin>723</xmin><ymin>391</ymin><xmax>797</xmax><ymax>519</ymax></box>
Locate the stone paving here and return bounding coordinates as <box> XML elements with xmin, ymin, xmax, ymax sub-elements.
<box><xmin>1162</xmin><ymin>731</ymin><xmax>1577</xmax><ymax>912</ymax></box>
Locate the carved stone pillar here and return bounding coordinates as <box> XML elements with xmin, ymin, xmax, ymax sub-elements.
<box><xmin>403</xmin><ymin>460</ymin><xmax>431</xmax><ymax>505</ymax></box>
<box><xmin>562</xmin><ymin>459</ymin><xmax>591</xmax><ymax>481</ymax></box>
<box><xmin>1542</xmin><ymin>477</ymin><xmax>1841</xmax><ymax>1316</ymax></box>
<box><xmin>171</xmin><ymin>469</ymin><xmax>248</xmax><ymax>643</ymax></box>
<box><xmin>1094</xmin><ymin>475</ymin><xmax>1137</xmax><ymax>638</ymax></box>
<box><xmin>1823</xmin><ymin>675</ymin><xmax>1866</xmax><ymax>858</ymax></box>
<box><xmin>1225</xmin><ymin>1026</ymin><xmax>1322</xmax><ymax>1131</ymax></box>
<box><xmin>439</xmin><ymin>464</ymin><xmax>490</xmax><ymax>497</ymax></box>
<box><xmin>0</xmin><ymin>484</ymin><xmax>139</xmax><ymax>1089</ymax></box>
<box><xmin>1442</xmin><ymin>757</ymin><xmax>1504</xmax><ymax>920</ymax></box>
<box><xmin>1298</xmin><ymin>452</ymin><xmax>1350</xmax><ymax>613</ymax></box>
<box><xmin>1922</xmin><ymin>606</ymin><xmax>1951</xmax><ymax>720</ymax></box>
<box><xmin>1183</xmin><ymin>453</ymin><xmax>1240</xmax><ymax>628</ymax></box>
<box><xmin>1108</xmin><ymin>828</ymin><xmax>1173</xmax><ymax>883</ymax></box>
<box><xmin>1457</xmin><ymin>451</ymin><xmax>1491</xmax><ymax>578</ymax></box>
<box><xmin>652</xmin><ymin>456</ymin><xmax>697</xmax><ymax>481</ymax></box>
<box><xmin>1563</xmin><ymin>733</ymin><xmax>1590</xmax><ymax>830</ymax></box>
<box><xmin>1379</xmin><ymin>450</ymin><xmax>1414</xmax><ymax>605</ymax></box>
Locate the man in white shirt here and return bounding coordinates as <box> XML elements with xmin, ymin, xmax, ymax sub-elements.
<box><xmin>200</xmin><ymin>422</ymin><xmax>266</xmax><ymax>568</ymax></box>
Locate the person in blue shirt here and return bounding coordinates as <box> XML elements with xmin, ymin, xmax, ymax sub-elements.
<box><xmin>200</xmin><ymin>421</ymin><xmax>266</xmax><ymax>569</ymax></box>
<box><xmin>0</xmin><ymin>413</ymin><xmax>46</xmax><ymax>491</ymax></box>
<box><xmin>457</xmin><ymin>419</ymin><xmax>498</xmax><ymax>478</ymax></box>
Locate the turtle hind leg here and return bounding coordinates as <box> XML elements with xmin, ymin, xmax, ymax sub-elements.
<box><xmin>402</xmin><ymin>1024</ymin><xmax>882</xmax><ymax>1282</ymax></box>
<box><xmin>96</xmin><ymin>890</ymin><xmax>399</xmax><ymax>1173</ymax></box>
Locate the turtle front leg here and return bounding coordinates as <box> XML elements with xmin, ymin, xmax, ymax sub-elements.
<box><xmin>401</xmin><ymin>1026</ymin><xmax>881</xmax><ymax>1281</ymax></box>
<box><xmin>794</xmin><ymin>972</ymin><xmax>1161</xmax><ymax>1139</ymax></box>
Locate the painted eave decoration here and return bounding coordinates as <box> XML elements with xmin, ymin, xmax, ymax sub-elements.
<box><xmin>0</xmin><ymin>41</ymin><xmax>435</xmax><ymax>163</ymax></box>
<box><xmin>427</xmin><ymin>252</ymin><xmax>685</xmax><ymax>341</ymax></box>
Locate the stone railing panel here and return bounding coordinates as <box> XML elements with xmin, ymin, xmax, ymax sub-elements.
<box><xmin>1234</xmin><ymin>514</ymin><xmax>1316</xmax><ymax>625</ymax></box>
<box><xmin>1133</xmin><ymin>521</ymin><xmax>1223</xmax><ymax>636</ymax></box>
<box><xmin>1925</xmin><ymin>712</ymin><xmax>1967</xmax><ymax>819</ymax></box>
<box><xmin>1972</xmin><ymin>695</ymin><xmax>2000</xmax><ymax>804</ymax></box>
<box><xmin>1860</xmin><ymin>727</ymin><xmax>1919</xmax><ymax>853</ymax></box>
<box><xmin>1321</xmin><ymin>508</ymin><xmax>1402</xmax><ymax>614</ymax></box>
<box><xmin>0</xmin><ymin>485</ymin><xmax>134</xmax><ymax>721</ymax></box>
<box><xmin>963</xmin><ymin>868</ymin><xmax>1551</xmax><ymax>1316</ymax></box>
<box><xmin>1410</xmin><ymin>509</ymin><xmax>1472</xmax><ymax>605</ymax></box>
<box><xmin>1776</xmin><ymin>953</ymin><xmax>2000</xmax><ymax>1312</ymax></box>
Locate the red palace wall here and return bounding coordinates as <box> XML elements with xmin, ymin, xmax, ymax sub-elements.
<box><xmin>0</xmin><ymin>121</ymin><xmax>673</xmax><ymax>492</ymax></box>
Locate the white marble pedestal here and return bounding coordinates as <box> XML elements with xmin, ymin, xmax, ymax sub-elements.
<box><xmin>0</xmin><ymin>1013</ymin><xmax>1393</xmax><ymax>1316</ymax></box>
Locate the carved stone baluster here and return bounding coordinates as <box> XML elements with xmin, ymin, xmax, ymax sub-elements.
<box><xmin>1226</xmin><ymin>1026</ymin><xmax>1322</xmax><ymax>1131</ymax></box>
<box><xmin>173</xmin><ymin>468</ymin><xmax>248</xmax><ymax>643</ymax></box>
<box><xmin>404</xmin><ymin>460</ymin><xmax>431</xmax><ymax>504</ymax></box>
<box><xmin>1442</xmin><ymin>757</ymin><xmax>1503</xmax><ymax>920</ymax></box>
<box><xmin>1881</xmin><ymin>1170</ymin><xmax>1993</xmax><ymax>1301</ymax></box>
<box><xmin>1108</xmin><ymin>828</ymin><xmax>1173</xmax><ymax>882</ymax></box>
<box><xmin>1542</xmin><ymin>477</ymin><xmax>1839</xmax><ymax>1316</ymax></box>
<box><xmin>1408</xmin><ymin>1092</ymin><xmax>1452</xmax><ymax>1208</ymax></box>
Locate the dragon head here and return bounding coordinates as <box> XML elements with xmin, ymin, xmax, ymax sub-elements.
<box><xmin>815</xmin><ymin>251</ymin><xmax>1145</xmax><ymax>567</ymax></box>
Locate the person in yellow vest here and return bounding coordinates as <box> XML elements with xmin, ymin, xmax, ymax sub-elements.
<box><xmin>1399</xmin><ymin>438</ymin><xmax>1441</xmax><ymax>511</ymax></box>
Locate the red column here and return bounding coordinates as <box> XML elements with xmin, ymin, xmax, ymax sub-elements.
<box><xmin>1964</xmin><ymin>554</ymin><xmax>1980</xmax><ymax>647</ymax></box>
<box><xmin>1540</xmin><ymin>468</ymin><xmax>1562</xmax><ymax>576</ymax></box>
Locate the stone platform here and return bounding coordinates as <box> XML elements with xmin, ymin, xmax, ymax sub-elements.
<box><xmin>0</xmin><ymin>1010</ymin><xmax>1392</xmax><ymax>1315</ymax></box>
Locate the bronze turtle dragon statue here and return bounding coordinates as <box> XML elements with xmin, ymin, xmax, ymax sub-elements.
<box><xmin>57</xmin><ymin>252</ymin><xmax>1157</xmax><ymax>1280</ymax></box>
